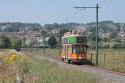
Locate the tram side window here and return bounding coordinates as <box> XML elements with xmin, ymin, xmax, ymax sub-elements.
<box><xmin>84</xmin><ymin>47</ymin><xmax>86</xmax><ymax>53</ymax></box>
<box><xmin>84</xmin><ymin>45</ymin><xmax>88</xmax><ymax>53</ymax></box>
<box><xmin>69</xmin><ymin>45</ymin><xmax>72</xmax><ymax>54</ymax></box>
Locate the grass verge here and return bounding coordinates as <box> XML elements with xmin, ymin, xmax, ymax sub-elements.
<box><xmin>28</xmin><ymin>57</ymin><xmax>96</xmax><ymax>83</ymax></box>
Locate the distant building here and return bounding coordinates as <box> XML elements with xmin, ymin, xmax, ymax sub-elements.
<box><xmin>98</xmin><ymin>32</ymin><xmax>110</xmax><ymax>39</ymax></box>
<box><xmin>119</xmin><ymin>26</ymin><xmax>125</xmax><ymax>40</ymax></box>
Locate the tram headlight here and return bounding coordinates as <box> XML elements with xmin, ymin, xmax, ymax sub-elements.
<box><xmin>78</xmin><ymin>57</ymin><xmax>82</xmax><ymax>59</ymax></box>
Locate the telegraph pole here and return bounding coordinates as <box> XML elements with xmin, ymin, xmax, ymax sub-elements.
<box><xmin>74</xmin><ymin>4</ymin><xmax>100</xmax><ymax>65</ymax></box>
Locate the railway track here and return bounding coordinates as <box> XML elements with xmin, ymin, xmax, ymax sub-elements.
<box><xmin>78</xmin><ymin>65</ymin><xmax>125</xmax><ymax>83</ymax></box>
<box><xmin>24</xmin><ymin>52</ymin><xmax>125</xmax><ymax>83</ymax></box>
<box><xmin>80</xmin><ymin>65</ymin><xmax>125</xmax><ymax>76</ymax></box>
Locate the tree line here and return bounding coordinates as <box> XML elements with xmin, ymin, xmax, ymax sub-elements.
<box><xmin>0</xmin><ymin>35</ymin><xmax>58</xmax><ymax>50</ymax></box>
<box><xmin>0</xmin><ymin>35</ymin><xmax>22</xmax><ymax>51</ymax></box>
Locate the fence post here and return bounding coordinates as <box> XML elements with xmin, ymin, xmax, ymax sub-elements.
<box><xmin>104</xmin><ymin>54</ymin><xmax>105</xmax><ymax>67</ymax></box>
<box><xmin>90</xmin><ymin>53</ymin><xmax>93</xmax><ymax>63</ymax></box>
<box><xmin>113</xmin><ymin>54</ymin><xmax>115</xmax><ymax>64</ymax></box>
<box><xmin>16</xmin><ymin>73</ymin><xmax>22</xmax><ymax>83</ymax></box>
<box><xmin>123</xmin><ymin>54</ymin><xmax>125</xmax><ymax>70</ymax></box>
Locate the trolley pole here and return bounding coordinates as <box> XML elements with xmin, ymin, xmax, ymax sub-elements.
<box><xmin>74</xmin><ymin>4</ymin><xmax>100</xmax><ymax>65</ymax></box>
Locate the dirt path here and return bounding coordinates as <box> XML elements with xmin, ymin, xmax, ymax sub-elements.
<box><xmin>26</xmin><ymin>53</ymin><xmax>125</xmax><ymax>83</ymax></box>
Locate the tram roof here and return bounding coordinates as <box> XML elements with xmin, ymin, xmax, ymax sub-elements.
<box><xmin>62</xmin><ymin>35</ymin><xmax>87</xmax><ymax>38</ymax></box>
<box><xmin>62</xmin><ymin>43</ymin><xmax>87</xmax><ymax>45</ymax></box>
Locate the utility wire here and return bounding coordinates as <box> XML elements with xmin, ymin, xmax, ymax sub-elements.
<box><xmin>65</xmin><ymin>9</ymin><xmax>82</xmax><ymax>21</ymax></box>
<box><xmin>97</xmin><ymin>0</ymin><xmax>109</xmax><ymax>5</ymax></box>
<box><xmin>64</xmin><ymin>0</ymin><xmax>108</xmax><ymax>22</ymax></box>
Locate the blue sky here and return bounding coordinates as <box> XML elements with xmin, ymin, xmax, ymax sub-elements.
<box><xmin>0</xmin><ymin>0</ymin><xmax>124</xmax><ymax>25</ymax></box>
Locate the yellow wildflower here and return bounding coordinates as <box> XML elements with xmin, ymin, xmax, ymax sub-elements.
<box><xmin>0</xmin><ymin>55</ymin><xmax>2</xmax><ymax>58</ymax></box>
<box><xmin>11</xmin><ymin>54</ymin><xmax>17</xmax><ymax>61</ymax></box>
<box><xmin>5</xmin><ymin>57</ymin><xmax>11</xmax><ymax>63</ymax></box>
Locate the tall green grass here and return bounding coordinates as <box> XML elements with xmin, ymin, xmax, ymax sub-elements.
<box><xmin>28</xmin><ymin>58</ymin><xmax>96</xmax><ymax>83</ymax></box>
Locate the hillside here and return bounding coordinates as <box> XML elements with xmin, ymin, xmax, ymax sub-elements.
<box><xmin>0</xmin><ymin>22</ymin><xmax>42</xmax><ymax>32</ymax></box>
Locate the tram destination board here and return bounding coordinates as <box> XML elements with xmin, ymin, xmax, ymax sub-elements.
<box><xmin>69</xmin><ymin>36</ymin><xmax>87</xmax><ymax>43</ymax></box>
<box><xmin>77</xmin><ymin>37</ymin><xmax>83</xmax><ymax>43</ymax></box>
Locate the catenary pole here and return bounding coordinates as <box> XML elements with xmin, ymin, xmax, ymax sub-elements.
<box><xmin>96</xmin><ymin>4</ymin><xmax>99</xmax><ymax>65</ymax></box>
<box><xmin>74</xmin><ymin>4</ymin><xmax>100</xmax><ymax>65</ymax></box>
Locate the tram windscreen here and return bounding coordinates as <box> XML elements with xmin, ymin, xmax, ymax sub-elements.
<box><xmin>72</xmin><ymin>45</ymin><xmax>87</xmax><ymax>54</ymax></box>
<box><xmin>72</xmin><ymin>45</ymin><xmax>77</xmax><ymax>54</ymax></box>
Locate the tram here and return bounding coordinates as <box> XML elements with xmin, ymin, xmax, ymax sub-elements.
<box><xmin>61</xmin><ymin>30</ymin><xmax>88</xmax><ymax>63</ymax></box>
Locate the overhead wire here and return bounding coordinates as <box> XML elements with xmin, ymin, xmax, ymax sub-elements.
<box><xmin>64</xmin><ymin>0</ymin><xmax>109</xmax><ymax>22</ymax></box>
<box><xmin>97</xmin><ymin>0</ymin><xmax>109</xmax><ymax>6</ymax></box>
<box><xmin>65</xmin><ymin>9</ymin><xmax>83</xmax><ymax>21</ymax></box>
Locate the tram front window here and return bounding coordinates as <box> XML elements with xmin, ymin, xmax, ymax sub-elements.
<box><xmin>78</xmin><ymin>45</ymin><xmax>86</xmax><ymax>54</ymax></box>
<box><xmin>72</xmin><ymin>45</ymin><xmax>85</xmax><ymax>54</ymax></box>
<box><xmin>72</xmin><ymin>45</ymin><xmax>77</xmax><ymax>54</ymax></box>
<box><xmin>72</xmin><ymin>45</ymin><xmax>88</xmax><ymax>54</ymax></box>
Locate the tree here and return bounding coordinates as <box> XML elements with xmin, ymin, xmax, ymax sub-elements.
<box><xmin>0</xmin><ymin>35</ymin><xmax>11</xmax><ymax>48</ymax></box>
<box><xmin>53</xmin><ymin>23</ymin><xmax>59</xmax><ymax>29</ymax></box>
<box><xmin>88</xmin><ymin>32</ymin><xmax>96</xmax><ymax>41</ymax></box>
<box><xmin>61</xmin><ymin>29</ymin><xmax>69</xmax><ymax>36</ymax></box>
<box><xmin>48</xmin><ymin>36</ymin><xmax>57</xmax><ymax>48</ymax></box>
<box><xmin>116</xmin><ymin>22</ymin><xmax>121</xmax><ymax>32</ymax></box>
<box><xmin>109</xmin><ymin>31</ymin><xmax>117</xmax><ymax>39</ymax></box>
<box><xmin>13</xmin><ymin>39</ymin><xmax>22</xmax><ymax>51</ymax></box>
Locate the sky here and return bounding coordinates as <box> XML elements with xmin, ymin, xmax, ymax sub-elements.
<box><xmin>0</xmin><ymin>0</ymin><xmax>124</xmax><ymax>25</ymax></box>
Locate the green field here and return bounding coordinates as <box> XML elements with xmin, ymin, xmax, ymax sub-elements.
<box><xmin>22</xmin><ymin>48</ymin><xmax>125</xmax><ymax>72</ymax></box>
<box><xmin>87</xmin><ymin>48</ymin><xmax>125</xmax><ymax>72</ymax></box>
<box><xmin>22</xmin><ymin>48</ymin><xmax>60</xmax><ymax>58</ymax></box>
